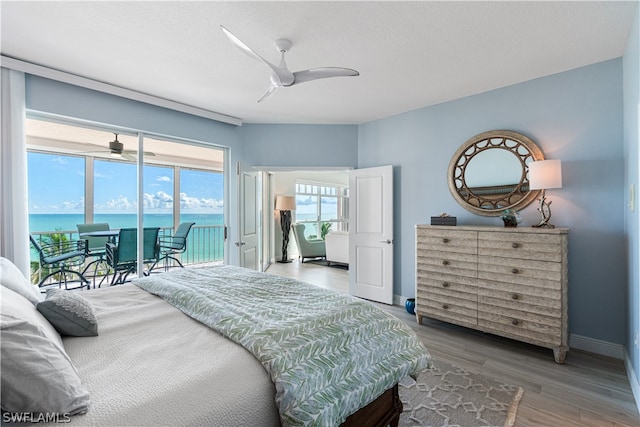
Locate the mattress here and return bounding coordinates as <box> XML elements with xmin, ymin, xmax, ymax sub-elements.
<box><xmin>53</xmin><ymin>284</ymin><xmax>280</xmax><ymax>427</ymax></box>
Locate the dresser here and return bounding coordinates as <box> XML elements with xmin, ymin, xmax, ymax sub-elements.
<box><xmin>415</xmin><ymin>225</ymin><xmax>569</xmax><ymax>363</ymax></box>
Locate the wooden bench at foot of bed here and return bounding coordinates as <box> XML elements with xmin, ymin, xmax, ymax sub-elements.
<box><xmin>341</xmin><ymin>384</ymin><xmax>402</xmax><ymax>427</ymax></box>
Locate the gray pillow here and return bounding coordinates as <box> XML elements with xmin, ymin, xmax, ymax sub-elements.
<box><xmin>37</xmin><ymin>290</ymin><xmax>98</xmax><ymax>337</ymax></box>
<box><xmin>1</xmin><ymin>286</ymin><xmax>90</xmax><ymax>415</ymax></box>
<box><xmin>0</xmin><ymin>256</ymin><xmax>43</xmax><ymax>305</ymax></box>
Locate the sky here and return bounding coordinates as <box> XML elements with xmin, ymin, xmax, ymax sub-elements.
<box><xmin>27</xmin><ymin>152</ymin><xmax>224</xmax><ymax>214</ymax></box>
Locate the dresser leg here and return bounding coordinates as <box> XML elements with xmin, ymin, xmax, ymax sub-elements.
<box><xmin>416</xmin><ymin>314</ymin><xmax>423</xmax><ymax>324</ymax></box>
<box><xmin>553</xmin><ymin>347</ymin><xmax>568</xmax><ymax>364</ymax></box>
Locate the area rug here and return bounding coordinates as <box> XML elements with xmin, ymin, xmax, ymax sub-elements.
<box><xmin>398</xmin><ymin>359</ymin><xmax>524</xmax><ymax>427</ymax></box>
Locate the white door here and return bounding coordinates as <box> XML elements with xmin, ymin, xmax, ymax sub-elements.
<box><xmin>238</xmin><ymin>165</ymin><xmax>261</xmax><ymax>270</ymax></box>
<box><xmin>349</xmin><ymin>165</ymin><xmax>394</xmax><ymax>304</ymax></box>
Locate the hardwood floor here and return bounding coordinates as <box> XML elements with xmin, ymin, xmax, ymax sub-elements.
<box><xmin>266</xmin><ymin>260</ymin><xmax>640</xmax><ymax>427</ymax></box>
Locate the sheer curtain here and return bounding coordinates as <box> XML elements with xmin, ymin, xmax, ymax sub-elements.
<box><xmin>0</xmin><ymin>67</ymin><xmax>30</xmax><ymax>276</ymax></box>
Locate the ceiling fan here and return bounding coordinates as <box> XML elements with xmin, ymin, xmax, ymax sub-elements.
<box><xmin>221</xmin><ymin>25</ymin><xmax>360</xmax><ymax>102</ymax></box>
<box><xmin>81</xmin><ymin>134</ymin><xmax>155</xmax><ymax>161</ymax></box>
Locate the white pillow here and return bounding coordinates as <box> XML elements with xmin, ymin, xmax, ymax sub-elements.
<box><xmin>0</xmin><ymin>256</ymin><xmax>43</xmax><ymax>305</ymax></box>
<box><xmin>0</xmin><ymin>286</ymin><xmax>90</xmax><ymax>415</ymax></box>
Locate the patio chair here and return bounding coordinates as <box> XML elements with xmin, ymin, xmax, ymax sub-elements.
<box><xmin>29</xmin><ymin>234</ymin><xmax>89</xmax><ymax>290</ymax></box>
<box><xmin>77</xmin><ymin>223</ymin><xmax>110</xmax><ymax>288</ymax></box>
<box><xmin>106</xmin><ymin>227</ymin><xmax>160</xmax><ymax>285</ymax></box>
<box><xmin>150</xmin><ymin>222</ymin><xmax>195</xmax><ymax>272</ymax></box>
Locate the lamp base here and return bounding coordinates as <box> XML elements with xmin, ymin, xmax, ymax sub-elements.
<box><xmin>532</xmin><ymin>190</ymin><xmax>555</xmax><ymax>229</ymax></box>
<box><xmin>532</xmin><ymin>223</ymin><xmax>555</xmax><ymax>229</ymax></box>
<box><xmin>277</xmin><ymin>259</ymin><xmax>292</xmax><ymax>263</ymax></box>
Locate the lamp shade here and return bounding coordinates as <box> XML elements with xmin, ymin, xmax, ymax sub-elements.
<box><xmin>275</xmin><ymin>195</ymin><xmax>296</xmax><ymax>211</ymax></box>
<box><xmin>529</xmin><ymin>159</ymin><xmax>562</xmax><ymax>190</ymax></box>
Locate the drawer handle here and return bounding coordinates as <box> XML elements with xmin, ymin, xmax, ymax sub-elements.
<box><xmin>442</xmin><ymin>282</ymin><xmax>450</xmax><ymax>288</ymax></box>
<box><xmin>511</xmin><ymin>294</ymin><xmax>519</xmax><ymax>300</ymax></box>
<box><xmin>442</xmin><ymin>260</ymin><xmax>450</xmax><ymax>266</ymax></box>
<box><xmin>511</xmin><ymin>268</ymin><xmax>519</xmax><ymax>274</ymax></box>
<box><xmin>442</xmin><ymin>238</ymin><xmax>450</xmax><ymax>243</ymax></box>
<box><xmin>512</xmin><ymin>319</ymin><xmax>520</xmax><ymax>326</ymax></box>
<box><xmin>512</xmin><ymin>242</ymin><xmax>520</xmax><ymax>249</ymax></box>
<box><xmin>442</xmin><ymin>304</ymin><xmax>449</xmax><ymax>310</ymax></box>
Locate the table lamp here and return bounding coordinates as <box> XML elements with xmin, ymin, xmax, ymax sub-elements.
<box><xmin>275</xmin><ymin>195</ymin><xmax>296</xmax><ymax>263</ymax></box>
<box><xmin>529</xmin><ymin>159</ymin><xmax>562</xmax><ymax>228</ymax></box>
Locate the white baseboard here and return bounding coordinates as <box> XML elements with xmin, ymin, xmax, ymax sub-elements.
<box><xmin>624</xmin><ymin>350</ymin><xmax>640</xmax><ymax>415</ymax></box>
<box><xmin>569</xmin><ymin>334</ymin><xmax>625</xmax><ymax>359</ymax></box>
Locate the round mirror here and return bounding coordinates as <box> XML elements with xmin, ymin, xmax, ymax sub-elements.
<box><xmin>448</xmin><ymin>130</ymin><xmax>544</xmax><ymax>216</ymax></box>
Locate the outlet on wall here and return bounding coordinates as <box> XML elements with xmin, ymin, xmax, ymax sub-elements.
<box><xmin>635</xmin><ymin>332</ymin><xmax>639</xmax><ymax>348</ymax></box>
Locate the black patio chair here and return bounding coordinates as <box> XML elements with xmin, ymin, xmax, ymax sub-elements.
<box><xmin>30</xmin><ymin>234</ymin><xmax>89</xmax><ymax>290</ymax></box>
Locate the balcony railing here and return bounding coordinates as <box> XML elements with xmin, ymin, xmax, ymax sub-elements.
<box><xmin>30</xmin><ymin>225</ymin><xmax>225</xmax><ymax>286</ymax></box>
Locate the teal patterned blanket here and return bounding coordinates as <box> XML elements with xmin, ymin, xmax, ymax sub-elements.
<box><xmin>134</xmin><ymin>265</ymin><xmax>431</xmax><ymax>426</ymax></box>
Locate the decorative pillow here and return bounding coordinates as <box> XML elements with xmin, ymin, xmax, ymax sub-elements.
<box><xmin>1</xmin><ymin>286</ymin><xmax>90</xmax><ymax>415</ymax></box>
<box><xmin>0</xmin><ymin>256</ymin><xmax>43</xmax><ymax>305</ymax></box>
<box><xmin>37</xmin><ymin>290</ymin><xmax>98</xmax><ymax>337</ymax></box>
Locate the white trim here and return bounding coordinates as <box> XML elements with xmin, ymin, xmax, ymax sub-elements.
<box><xmin>1</xmin><ymin>55</ymin><xmax>243</xmax><ymax>127</ymax></box>
<box><xmin>624</xmin><ymin>349</ymin><xmax>640</xmax><ymax>415</ymax></box>
<box><xmin>570</xmin><ymin>333</ymin><xmax>625</xmax><ymax>359</ymax></box>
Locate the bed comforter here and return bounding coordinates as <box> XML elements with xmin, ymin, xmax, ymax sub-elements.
<box><xmin>134</xmin><ymin>265</ymin><xmax>431</xmax><ymax>427</ymax></box>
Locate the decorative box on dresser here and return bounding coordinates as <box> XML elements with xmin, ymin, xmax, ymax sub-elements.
<box><xmin>415</xmin><ymin>225</ymin><xmax>569</xmax><ymax>363</ymax></box>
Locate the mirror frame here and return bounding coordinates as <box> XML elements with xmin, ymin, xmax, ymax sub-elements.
<box><xmin>447</xmin><ymin>130</ymin><xmax>544</xmax><ymax>216</ymax></box>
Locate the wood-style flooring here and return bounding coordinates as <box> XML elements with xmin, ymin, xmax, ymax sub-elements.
<box><xmin>266</xmin><ymin>260</ymin><xmax>640</xmax><ymax>427</ymax></box>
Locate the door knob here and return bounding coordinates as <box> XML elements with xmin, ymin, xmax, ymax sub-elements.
<box><xmin>380</xmin><ymin>239</ymin><xmax>393</xmax><ymax>244</ymax></box>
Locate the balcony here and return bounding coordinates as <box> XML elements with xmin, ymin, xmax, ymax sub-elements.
<box><xmin>30</xmin><ymin>225</ymin><xmax>225</xmax><ymax>288</ymax></box>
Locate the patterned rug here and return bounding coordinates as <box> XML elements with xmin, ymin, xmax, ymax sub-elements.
<box><xmin>398</xmin><ymin>359</ymin><xmax>524</xmax><ymax>427</ymax></box>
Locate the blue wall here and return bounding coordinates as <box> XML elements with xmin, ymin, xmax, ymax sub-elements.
<box><xmin>359</xmin><ymin>59</ymin><xmax>626</xmax><ymax>345</ymax></box>
<box><xmin>623</xmin><ymin>6</ymin><xmax>640</xmax><ymax>394</ymax></box>
<box><xmin>240</xmin><ymin>124</ymin><xmax>358</xmax><ymax>168</ymax></box>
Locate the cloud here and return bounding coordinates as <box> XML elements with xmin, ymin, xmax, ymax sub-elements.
<box><xmin>157</xmin><ymin>176</ymin><xmax>172</xmax><ymax>182</ymax></box>
<box><xmin>51</xmin><ymin>157</ymin><xmax>69</xmax><ymax>166</ymax></box>
<box><xmin>143</xmin><ymin>191</ymin><xmax>173</xmax><ymax>210</ymax></box>
<box><xmin>104</xmin><ymin>195</ymin><xmax>137</xmax><ymax>211</ymax></box>
<box><xmin>180</xmin><ymin>192</ymin><xmax>223</xmax><ymax>212</ymax></box>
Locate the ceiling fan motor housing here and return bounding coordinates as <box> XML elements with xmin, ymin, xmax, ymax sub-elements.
<box><xmin>109</xmin><ymin>139</ymin><xmax>124</xmax><ymax>154</ymax></box>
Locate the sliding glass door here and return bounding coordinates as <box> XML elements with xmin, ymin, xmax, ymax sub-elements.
<box><xmin>26</xmin><ymin>117</ymin><xmax>226</xmax><ymax>285</ymax></box>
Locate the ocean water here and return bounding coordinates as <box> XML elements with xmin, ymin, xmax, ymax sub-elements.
<box><xmin>29</xmin><ymin>213</ymin><xmax>224</xmax><ymax>233</ymax></box>
<box><xmin>29</xmin><ymin>213</ymin><xmax>226</xmax><ymax>264</ymax></box>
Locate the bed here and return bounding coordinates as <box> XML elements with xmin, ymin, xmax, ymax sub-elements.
<box><xmin>1</xmin><ymin>260</ymin><xmax>431</xmax><ymax>426</ymax></box>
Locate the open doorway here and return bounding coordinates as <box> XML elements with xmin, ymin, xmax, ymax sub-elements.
<box><xmin>267</xmin><ymin>170</ymin><xmax>349</xmax><ymax>266</ymax></box>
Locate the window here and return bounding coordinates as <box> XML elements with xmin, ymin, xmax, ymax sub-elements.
<box><xmin>27</xmin><ymin>152</ymin><xmax>85</xmax><ymax>232</ymax></box>
<box><xmin>295</xmin><ymin>181</ymin><xmax>348</xmax><ymax>239</ymax></box>
<box><xmin>26</xmin><ymin>117</ymin><xmax>226</xmax><ymax>267</ymax></box>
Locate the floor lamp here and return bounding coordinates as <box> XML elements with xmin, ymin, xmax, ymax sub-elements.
<box><xmin>275</xmin><ymin>196</ymin><xmax>296</xmax><ymax>263</ymax></box>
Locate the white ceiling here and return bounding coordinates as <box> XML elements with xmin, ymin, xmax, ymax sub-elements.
<box><xmin>1</xmin><ymin>1</ymin><xmax>637</xmax><ymax>125</ymax></box>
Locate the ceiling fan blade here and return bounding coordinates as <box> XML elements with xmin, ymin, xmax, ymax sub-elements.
<box><xmin>257</xmin><ymin>85</ymin><xmax>278</xmax><ymax>103</ymax></box>
<box><xmin>123</xmin><ymin>150</ymin><xmax>155</xmax><ymax>157</ymax></box>
<box><xmin>121</xmin><ymin>153</ymin><xmax>137</xmax><ymax>162</ymax></box>
<box><xmin>220</xmin><ymin>25</ymin><xmax>293</xmax><ymax>86</ymax></box>
<box><xmin>293</xmin><ymin>67</ymin><xmax>360</xmax><ymax>85</ymax></box>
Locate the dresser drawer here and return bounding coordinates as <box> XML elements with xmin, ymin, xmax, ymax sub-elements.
<box><xmin>418</xmin><ymin>275</ymin><xmax>478</xmax><ymax>299</ymax></box>
<box><xmin>477</xmin><ymin>288</ymin><xmax>561</xmax><ymax>316</ymax></box>
<box><xmin>477</xmin><ymin>309</ymin><xmax>562</xmax><ymax>346</ymax></box>
<box><xmin>477</xmin><ymin>256</ymin><xmax>562</xmax><ymax>290</ymax></box>
<box><xmin>476</xmin><ymin>279</ymin><xmax>562</xmax><ymax>304</ymax></box>
<box><xmin>417</xmin><ymin>251</ymin><xmax>477</xmax><ymax>278</ymax></box>
<box><xmin>416</xmin><ymin>228</ymin><xmax>477</xmax><ymax>255</ymax></box>
<box><xmin>417</xmin><ymin>294</ymin><xmax>477</xmax><ymax>327</ymax></box>
<box><xmin>478</xmin><ymin>231</ymin><xmax>563</xmax><ymax>262</ymax></box>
